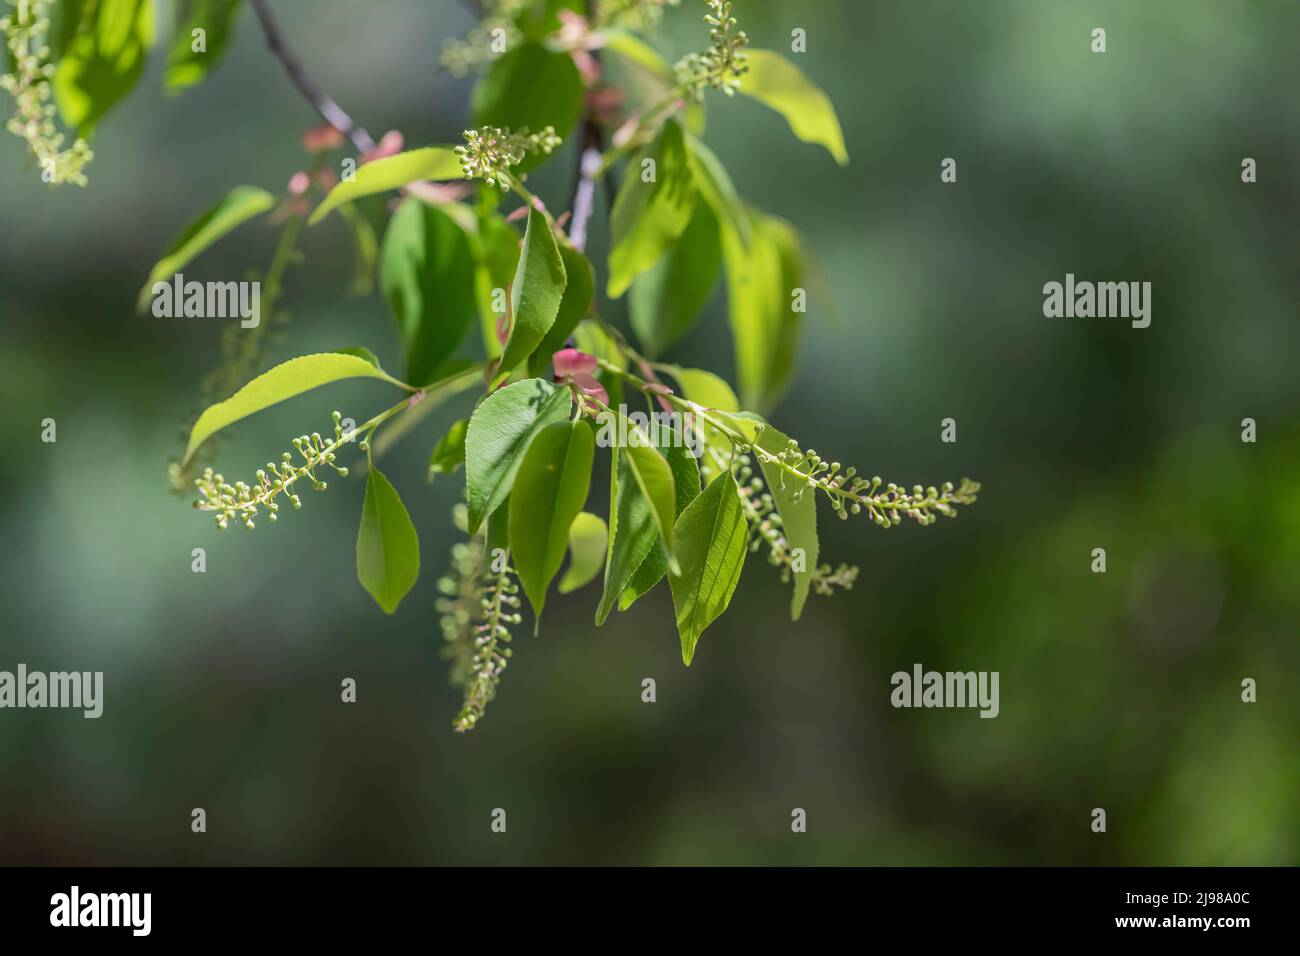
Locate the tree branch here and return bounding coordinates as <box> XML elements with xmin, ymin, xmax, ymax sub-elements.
<box><xmin>247</xmin><ymin>0</ymin><xmax>377</xmax><ymax>154</ymax></box>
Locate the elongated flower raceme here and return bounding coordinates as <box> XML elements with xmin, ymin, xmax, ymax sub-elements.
<box><xmin>193</xmin><ymin>412</ymin><xmax>353</xmax><ymax>530</ymax></box>
<box><xmin>0</xmin><ymin>0</ymin><xmax>92</xmax><ymax>186</ymax></box>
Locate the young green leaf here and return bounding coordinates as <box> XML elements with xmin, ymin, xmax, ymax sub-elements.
<box><xmin>356</xmin><ymin>464</ymin><xmax>420</xmax><ymax>614</ymax></box>
<box><xmin>508</xmin><ymin>420</ymin><xmax>596</xmax><ymax>624</ymax></box>
<box><xmin>471</xmin><ymin>42</ymin><xmax>583</xmax><ymax>166</ymax></box>
<box><xmin>380</xmin><ymin>201</ymin><xmax>477</xmax><ymax>387</ymax></box>
<box><xmin>669</xmin><ymin>471</ymin><xmax>749</xmax><ymax>666</ymax></box>
<box><xmin>623</xmin><ymin>440</ymin><xmax>678</xmax><ymax>574</ymax></box>
<box><xmin>428</xmin><ymin>417</ymin><xmax>469</xmax><ymax>481</ymax></box>
<box><xmin>137</xmin><ymin>185</ymin><xmax>276</xmax><ymax>310</ymax></box>
<box><xmin>629</xmin><ymin>200</ymin><xmax>721</xmax><ymax>357</ymax></box>
<box><xmin>165</xmin><ymin>0</ymin><xmax>241</xmax><ymax>94</ymax></box>
<box><xmin>464</xmin><ymin>379</ymin><xmax>572</xmax><ymax>534</ymax></box>
<box><xmin>607</xmin><ymin>119</ymin><xmax>696</xmax><ymax>298</ymax></box>
<box><xmin>737</xmin><ymin>49</ymin><xmax>849</xmax><ymax>166</ymax></box>
<box><xmin>754</xmin><ymin>425</ymin><xmax>818</xmax><ymax>620</ymax></box>
<box><xmin>559</xmin><ymin>512</ymin><xmax>608</xmax><ymax>594</ymax></box>
<box><xmin>621</xmin><ymin>431</ymin><xmax>702</xmax><ymax>610</ymax></box>
<box><xmin>54</xmin><ymin>0</ymin><xmax>155</xmax><ymax>137</ymax></box>
<box><xmin>684</xmin><ymin>133</ymin><xmax>751</xmax><ymax>247</ymax></box>
<box><xmin>596</xmin><ymin>444</ymin><xmax>656</xmax><ymax>625</ymax></box>
<box><xmin>182</xmin><ymin>353</ymin><xmax>409</xmax><ymax>465</ymax></box>
<box><xmin>666</xmin><ymin>366</ymin><xmax>740</xmax><ymax>414</ymax></box>
<box><xmin>308</xmin><ymin>147</ymin><xmax>464</xmax><ymax>224</ymax></box>
<box><xmin>530</xmin><ymin>243</ymin><xmax>595</xmax><ymax>376</ymax></box>
<box><xmin>498</xmin><ymin>205</ymin><xmax>567</xmax><ymax>374</ymax></box>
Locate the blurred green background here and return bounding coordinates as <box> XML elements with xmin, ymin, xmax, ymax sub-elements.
<box><xmin>1</xmin><ymin>0</ymin><xmax>1298</xmax><ymax>865</ymax></box>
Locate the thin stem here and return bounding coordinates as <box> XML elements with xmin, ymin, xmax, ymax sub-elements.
<box><xmin>247</xmin><ymin>0</ymin><xmax>376</xmax><ymax>154</ymax></box>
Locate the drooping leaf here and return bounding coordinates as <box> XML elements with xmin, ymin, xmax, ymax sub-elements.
<box><xmin>308</xmin><ymin>147</ymin><xmax>464</xmax><ymax>224</ymax></box>
<box><xmin>356</xmin><ymin>464</ymin><xmax>420</xmax><ymax>614</ymax></box>
<box><xmin>721</xmin><ymin>209</ymin><xmax>805</xmax><ymax>411</ymax></box>
<box><xmin>668</xmin><ymin>471</ymin><xmax>749</xmax><ymax>665</ymax></box>
<box><xmin>336</xmin><ymin>202</ymin><xmax>378</xmax><ymax>296</ymax></box>
<box><xmin>380</xmin><ymin>200</ymin><xmax>477</xmax><ymax>387</ymax></box>
<box><xmin>464</xmin><ymin>378</ymin><xmax>571</xmax><ymax>533</ymax></box>
<box><xmin>428</xmin><ymin>417</ymin><xmax>468</xmax><ymax>481</ymax></box>
<box><xmin>737</xmin><ymin>49</ymin><xmax>849</xmax><ymax>166</ymax></box>
<box><xmin>54</xmin><ymin>0</ymin><xmax>156</xmax><ymax>137</ymax></box>
<box><xmin>628</xmin><ymin>200</ymin><xmax>721</xmax><ymax>356</ymax></box>
<box><xmin>754</xmin><ymin>424</ymin><xmax>818</xmax><ymax>620</ymax></box>
<box><xmin>684</xmin><ymin>133</ymin><xmax>750</xmax><ymax>247</ymax></box>
<box><xmin>471</xmin><ymin>42</ymin><xmax>583</xmax><ymax>168</ymax></box>
<box><xmin>508</xmin><ymin>419</ymin><xmax>596</xmax><ymax>623</ymax></box>
<box><xmin>137</xmin><ymin>185</ymin><xmax>275</xmax><ymax>310</ymax></box>
<box><xmin>559</xmin><ymin>511</ymin><xmax>608</xmax><ymax>594</ymax></box>
<box><xmin>607</xmin><ymin>119</ymin><xmax>696</xmax><ymax>298</ymax></box>
<box><xmin>165</xmin><ymin>0</ymin><xmax>241</xmax><ymax>94</ymax></box>
<box><xmin>529</xmin><ymin>242</ymin><xmax>595</xmax><ymax>377</ymax></box>
<box><xmin>183</xmin><ymin>353</ymin><xmax>408</xmax><ymax>465</ymax></box>
<box><xmin>620</xmin><ymin>428</ymin><xmax>702</xmax><ymax>610</ymax></box>
<box><xmin>498</xmin><ymin>205</ymin><xmax>567</xmax><ymax>374</ymax></box>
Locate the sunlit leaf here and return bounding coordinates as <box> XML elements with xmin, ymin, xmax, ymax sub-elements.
<box><xmin>755</xmin><ymin>424</ymin><xmax>818</xmax><ymax>619</ymax></box>
<box><xmin>559</xmin><ymin>511</ymin><xmax>608</xmax><ymax>594</ymax></box>
<box><xmin>428</xmin><ymin>417</ymin><xmax>468</xmax><ymax>481</ymax></box>
<box><xmin>498</xmin><ymin>205</ymin><xmax>567</xmax><ymax>374</ymax></box>
<box><xmin>54</xmin><ymin>0</ymin><xmax>155</xmax><ymax>136</ymax></box>
<box><xmin>669</xmin><ymin>471</ymin><xmax>749</xmax><ymax>665</ymax></box>
<box><xmin>165</xmin><ymin>0</ymin><xmax>241</xmax><ymax>94</ymax></box>
<box><xmin>738</xmin><ymin>49</ymin><xmax>849</xmax><ymax>166</ymax></box>
<box><xmin>308</xmin><ymin>147</ymin><xmax>464</xmax><ymax>224</ymax></box>
<box><xmin>629</xmin><ymin>200</ymin><xmax>721</xmax><ymax>356</ymax></box>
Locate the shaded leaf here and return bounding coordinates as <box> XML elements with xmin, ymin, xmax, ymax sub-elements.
<box><xmin>336</xmin><ymin>202</ymin><xmax>378</xmax><ymax>296</ymax></box>
<box><xmin>380</xmin><ymin>200</ymin><xmax>477</xmax><ymax>387</ymax></box>
<box><xmin>471</xmin><ymin>42</ymin><xmax>583</xmax><ymax>169</ymax></box>
<box><xmin>356</xmin><ymin>464</ymin><xmax>420</xmax><ymax>614</ymax></box>
<box><xmin>428</xmin><ymin>417</ymin><xmax>468</xmax><ymax>481</ymax></box>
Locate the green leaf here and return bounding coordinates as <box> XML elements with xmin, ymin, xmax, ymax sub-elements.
<box><xmin>308</xmin><ymin>147</ymin><xmax>464</xmax><ymax>224</ymax></box>
<box><xmin>607</xmin><ymin>119</ymin><xmax>696</xmax><ymax>298</ymax></box>
<box><xmin>183</xmin><ymin>352</ymin><xmax>407</xmax><ymax>465</ymax></box>
<box><xmin>165</xmin><ymin>0</ymin><xmax>241</xmax><ymax>94</ymax></box>
<box><xmin>471</xmin><ymin>42</ymin><xmax>583</xmax><ymax>168</ymax></box>
<box><xmin>380</xmin><ymin>200</ymin><xmax>477</xmax><ymax>387</ymax></box>
<box><xmin>471</xmin><ymin>211</ymin><xmax>521</xmax><ymax>358</ymax></box>
<box><xmin>428</xmin><ymin>417</ymin><xmax>468</xmax><ymax>481</ymax></box>
<box><xmin>600</xmin><ymin>28</ymin><xmax>674</xmax><ymax>85</ymax></box>
<box><xmin>356</xmin><ymin>464</ymin><xmax>420</xmax><ymax>614</ymax></box>
<box><xmin>529</xmin><ymin>243</ymin><xmax>595</xmax><ymax>376</ymax></box>
<box><xmin>629</xmin><ymin>201</ymin><xmax>720</xmax><ymax>356</ymax></box>
<box><xmin>755</xmin><ymin>425</ymin><xmax>818</xmax><ymax>620</ymax></box>
<box><xmin>669</xmin><ymin>471</ymin><xmax>749</xmax><ymax>665</ymax></box>
<box><xmin>137</xmin><ymin>185</ymin><xmax>275</xmax><ymax>310</ymax></box>
<box><xmin>620</xmin><ymin>429</ymin><xmax>702</xmax><ymax>610</ymax></box>
<box><xmin>721</xmin><ymin>210</ymin><xmax>805</xmax><ymax>411</ymax></box>
<box><xmin>498</xmin><ymin>205</ymin><xmax>567</xmax><ymax>374</ymax></box>
<box><xmin>596</xmin><ymin>444</ymin><xmax>656</xmax><ymax>625</ymax></box>
<box><xmin>465</xmin><ymin>378</ymin><xmax>572</xmax><ymax>534</ymax></box>
<box><xmin>509</xmin><ymin>420</ymin><xmax>596</xmax><ymax>624</ymax></box>
<box><xmin>54</xmin><ymin>0</ymin><xmax>155</xmax><ymax>137</ymax></box>
<box><xmin>623</xmin><ymin>439</ymin><xmax>678</xmax><ymax>574</ymax></box>
<box><xmin>559</xmin><ymin>511</ymin><xmax>608</xmax><ymax>594</ymax></box>
<box><xmin>336</xmin><ymin>202</ymin><xmax>378</xmax><ymax>296</ymax></box>
<box><xmin>684</xmin><ymin>133</ymin><xmax>751</xmax><ymax>247</ymax></box>
<box><xmin>666</xmin><ymin>366</ymin><xmax>740</xmax><ymax>414</ymax></box>
<box><xmin>737</xmin><ymin>49</ymin><xmax>849</xmax><ymax>166</ymax></box>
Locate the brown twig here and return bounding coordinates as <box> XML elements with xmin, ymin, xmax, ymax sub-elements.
<box><xmin>247</xmin><ymin>0</ymin><xmax>377</xmax><ymax>154</ymax></box>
